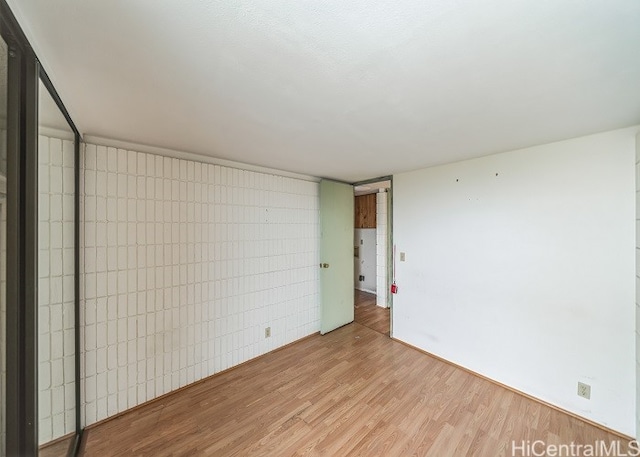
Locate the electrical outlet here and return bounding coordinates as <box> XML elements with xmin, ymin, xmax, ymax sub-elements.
<box><xmin>400</xmin><ymin>252</ymin><xmax>406</xmax><ymax>261</ymax></box>
<box><xmin>265</xmin><ymin>327</ymin><xmax>271</xmax><ymax>338</ymax></box>
<box><xmin>359</xmin><ymin>275</ymin><xmax>364</xmax><ymax>281</ymax></box>
<box><xmin>577</xmin><ymin>382</ymin><xmax>591</xmax><ymax>399</ymax></box>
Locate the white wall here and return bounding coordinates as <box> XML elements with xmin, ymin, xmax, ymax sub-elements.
<box><xmin>376</xmin><ymin>191</ymin><xmax>388</xmax><ymax>308</ymax></box>
<box><xmin>393</xmin><ymin>126</ymin><xmax>638</xmax><ymax>436</ymax></box>
<box><xmin>354</xmin><ymin>228</ymin><xmax>376</xmax><ymax>293</ymax></box>
<box><xmin>80</xmin><ymin>144</ymin><xmax>320</xmax><ymax>426</ymax></box>
<box><xmin>38</xmin><ymin>135</ymin><xmax>76</xmax><ymax>444</ymax></box>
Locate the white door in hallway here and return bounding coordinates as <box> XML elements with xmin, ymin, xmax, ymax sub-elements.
<box><xmin>320</xmin><ymin>180</ymin><xmax>354</xmax><ymax>334</ymax></box>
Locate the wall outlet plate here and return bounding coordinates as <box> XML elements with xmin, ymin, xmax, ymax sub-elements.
<box><xmin>265</xmin><ymin>327</ymin><xmax>271</xmax><ymax>338</ymax></box>
<box><xmin>577</xmin><ymin>382</ymin><xmax>591</xmax><ymax>399</ymax></box>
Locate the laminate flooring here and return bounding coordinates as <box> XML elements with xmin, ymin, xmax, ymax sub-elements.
<box><xmin>39</xmin><ymin>434</ymin><xmax>74</xmax><ymax>457</ymax></box>
<box><xmin>354</xmin><ymin>289</ymin><xmax>390</xmax><ymax>336</ymax></box>
<box><xmin>81</xmin><ymin>322</ymin><xmax>631</xmax><ymax>456</ymax></box>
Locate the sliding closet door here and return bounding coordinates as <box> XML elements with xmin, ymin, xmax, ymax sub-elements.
<box><xmin>37</xmin><ymin>80</ymin><xmax>77</xmax><ymax>456</ymax></box>
<box><xmin>1</xmin><ymin>3</ymin><xmax>81</xmax><ymax>455</ymax></box>
<box><xmin>2</xmin><ymin>12</ymin><xmax>40</xmax><ymax>453</ymax></box>
<box><xmin>0</xmin><ymin>33</ymin><xmax>8</xmax><ymax>457</ymax></box>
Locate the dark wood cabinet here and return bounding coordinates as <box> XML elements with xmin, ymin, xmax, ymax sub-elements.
<box><xmin>355</xmin><ymin>193</ymin><xmax>376</xmax><ymax>228</ymax></box>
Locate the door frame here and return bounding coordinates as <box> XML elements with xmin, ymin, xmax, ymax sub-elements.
<box><xmin>351</xmin><ymin>175</ymin><xmax>393</xmax><ymax>337</ymax></box>
<box><xmin>2</xmin><ymin>4</ymin><xmax>40</xmax><ymax>453</ymax></box>
<box><xmin>39</xmin><ymin>58</ymin><xmax>84</xmax><ymax>457</ymax></box>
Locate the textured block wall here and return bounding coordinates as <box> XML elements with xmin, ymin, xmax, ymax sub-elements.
<box><xmin>80</xmin><ymin>144</ymin><xmax>320</xmax><ymax>425</ymax></box>
<box><xmin>38</xmin><ymin>135</ymin><xmax>77</xmax><ymax>443</ymax></box>
<box><xmin>376</xmin><ymin>191</ymin><xmax>388</xmax><ymax>308</ymax></box>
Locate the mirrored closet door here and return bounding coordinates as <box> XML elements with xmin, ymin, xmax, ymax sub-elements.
<box><xmin>37</xmin><ymin>79</ymin><xmax>78</xmax><ymax>457</ymax></box>
<box><xmin>0</xmin><ymin>33</ymin><xmax>8</xmax><ymax>457</ymax></box>
<box><xmin>1</xmin><ymin>3</ymin><xmax>82</xmax><ymax>455</ymax></box>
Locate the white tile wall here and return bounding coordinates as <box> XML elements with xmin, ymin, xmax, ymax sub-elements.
<box><xmin>38</xmin><ymin>135</ymin><xmax>77</xmax><ymax>444</ymax></box>
<box><xmin>376</xmin><ymin>191</ymin><xmax>388</xmax><ymax>308</ymax></box>
<box><xmin>81</xmin><ymin>144</ymin><xmax>320</xmax><ymax>426</ymax></box>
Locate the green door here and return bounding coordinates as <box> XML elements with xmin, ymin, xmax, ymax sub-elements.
<box><xmin>320</xmin><ymin>180</ymin><xmax>354</xmax><ymax>334</ymax></box>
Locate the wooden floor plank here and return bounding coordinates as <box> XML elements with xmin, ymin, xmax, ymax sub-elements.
<box><xmin>81</xmin><ymin>304</ymin><xmax>631</xmax><ymax>456</ymax></box>
<box><xmin>39</xmin><ymin>434</ymin><xmax>74</xmax><ymax>457</ymax></box>
<box><xmin>354</xmin><ymin>289</ymin><xmax>390</xmax><ymax>336</ymax></box>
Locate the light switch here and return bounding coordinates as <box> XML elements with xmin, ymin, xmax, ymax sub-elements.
<box><xmin>400</xmin><ymin>252</ymin><xmax>406</xmax><ymax>261</ymax></box>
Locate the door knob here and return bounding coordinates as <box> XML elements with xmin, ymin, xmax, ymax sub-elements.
<box><xmin>319</xmin><ymin>263</ymin><xmax>330</xmax><ymax>268</ymax></box>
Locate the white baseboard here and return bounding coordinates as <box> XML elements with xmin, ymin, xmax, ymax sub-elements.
<box><xmin>355</xmin><ymin>287</ymin><xmax>376</xmax><ymax>295</ymax></box>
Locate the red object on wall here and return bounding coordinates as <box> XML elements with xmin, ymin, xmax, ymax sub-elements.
<box><xmin>391</xmin><ymin>282</ymin><xmax>398</xmax><ymax>294</ymax></box>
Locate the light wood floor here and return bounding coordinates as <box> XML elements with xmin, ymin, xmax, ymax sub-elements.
<box><xmin>81</xmin><ymin>322</ymin><xmax>631</xmax><ymax>456</ymax></box>
<box><xmin>39</xmin><ymin>434</ymin><xmax>74</xmax><ymax>457</ymax></box>
<box><xmin>354</xmin><ymin>289</ymin><xmax>390</xmax><ymax>336</ymax></box>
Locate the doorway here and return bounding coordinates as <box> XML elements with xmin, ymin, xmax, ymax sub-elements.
<box><xmin>352</xmin><ymin>179</ymin><xmax>392</xmax><ymax>336</ymax></box>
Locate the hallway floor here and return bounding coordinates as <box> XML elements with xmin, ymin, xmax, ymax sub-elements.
<box><xmin>354</xmin><ymin>289</ymin><xmax>390</xmax><ymax>336</ymax></box>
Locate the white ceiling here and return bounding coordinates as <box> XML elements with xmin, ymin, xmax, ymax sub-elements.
<box><xmin>39</xmin><ymin>80</ymin><xmax>74</xmax><ymax>134</ymax></box>
<box><xmin>7</xmin><ymin>0</ymin><xmax>640</xmax><ymax>182</ymax></box>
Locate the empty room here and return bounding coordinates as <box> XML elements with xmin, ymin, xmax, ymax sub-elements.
<box><xmin>1</xmin><ymin>0</ymin><xmax>639</xmax><ymax>456</ymax></box>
